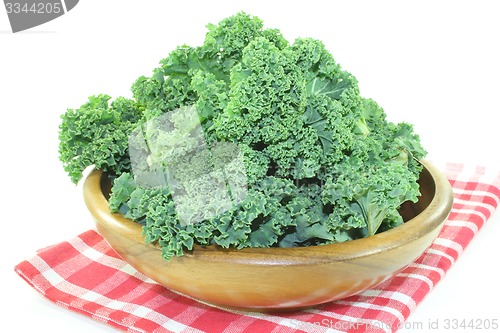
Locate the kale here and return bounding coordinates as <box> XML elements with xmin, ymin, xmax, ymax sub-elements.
<box><xmin>59</xmin><ymin>12</ymin><xmax>427</xmax><ymax>259</ymax></box>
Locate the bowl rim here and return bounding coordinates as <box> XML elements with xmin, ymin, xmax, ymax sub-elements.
<box><xmin>83</xmin><ymin>159</ymin><xmax>454</xmax><ymax>265</ymax></box>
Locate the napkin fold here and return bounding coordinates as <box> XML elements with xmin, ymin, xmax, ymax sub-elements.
<box><xmin>15</xmin><ymin>163</ymin><xmax>500</xmax><ymax>333</ymax></box>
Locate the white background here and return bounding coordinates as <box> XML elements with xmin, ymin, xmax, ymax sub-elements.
<box><xmin>1</xmin><ymin>1</ymin><xmax>499</xmax><ymax>332</ymax></box>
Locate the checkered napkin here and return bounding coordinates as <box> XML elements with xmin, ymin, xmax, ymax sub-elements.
<box><xmin>15</xmin><ymin>163</ymin><xmax>500</xmax><ymax>333</ymax></box>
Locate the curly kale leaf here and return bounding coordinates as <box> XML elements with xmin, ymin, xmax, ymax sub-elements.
<box><xmin>58</xmin><ymin>95</ymin><xmax>143</xmax><ymax>183</ymax></box>
<box><xmin>322</xmin><ymin>132</ymin><xmax>423</xmax><ymax>236</ymax></box>
<box><xmin>201</xmin><ymin>12</ymin><xmax>288</xmax><ymax>71</ymax></box>
<box><xmin>306</xmin><ymin>75</ymin><xmax>352</xmax><ymax>100</ymax></box>
<box><xmin>61</xmin><ymin>12</ymin><xmax>429</xmax><ymax>260</ymax></box>
<box><xmin>131</xmin><ymin>47</ymin><xmax>197</xmax><ymax>119</ymax></box>
<box><xmin>214</xmin><ymin>36</ymin><xmax>317</xmax><ymax>179</ymax></box>
<box><xmin>214</xmin><ymin>36</ymin><xmax>307</xmax><ymax>143</ymax></box>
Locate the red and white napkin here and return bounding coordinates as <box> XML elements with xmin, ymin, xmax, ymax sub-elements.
<box><xmin>15</xmin><ymin>162</ymin><xmax>500</xmax><ymax>333</ymax></box>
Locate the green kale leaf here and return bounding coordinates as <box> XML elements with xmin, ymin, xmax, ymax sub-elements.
<box><xmin>59</xmin><ymin>12</ymin><xmax>428</xmax><ymax>260</ymax></box>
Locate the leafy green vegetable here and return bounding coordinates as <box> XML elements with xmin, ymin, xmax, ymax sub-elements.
<box><xmin>58</xmin><ymin>12</ymin><xmax>427</xmax><ymax>260</ymax></box>
<box><xmin>59</xmin><ymin>95</ymin><xmax>143</xmax><ymax>183</ymax></box>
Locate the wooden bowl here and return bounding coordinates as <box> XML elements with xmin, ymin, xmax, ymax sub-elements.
<box><xmin>83</xmin><ymin>159</ymin><xmax>453</xmax><ymax>311</ymax></box>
